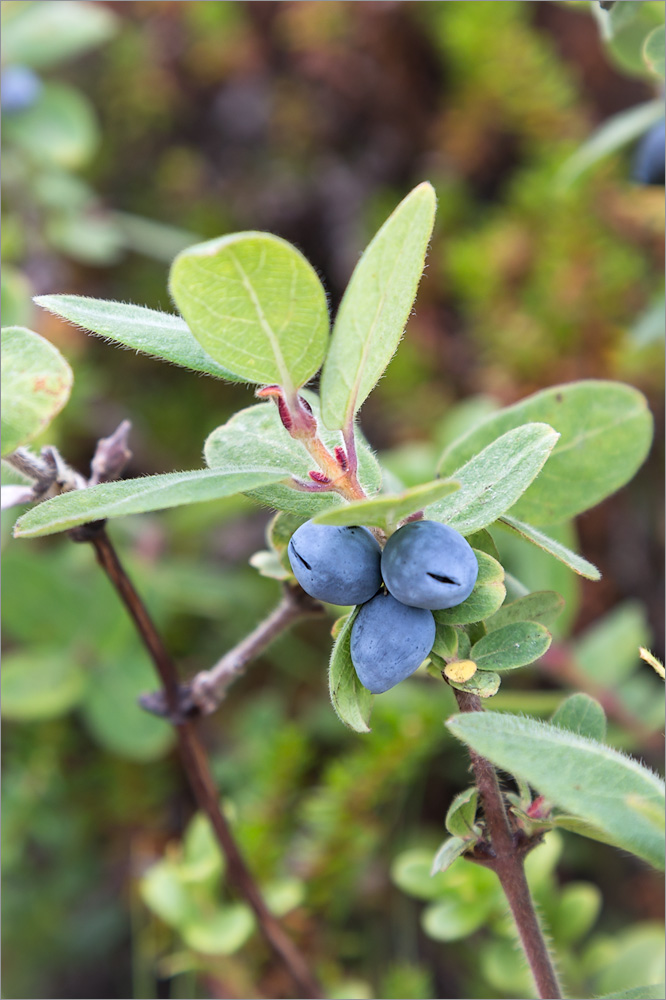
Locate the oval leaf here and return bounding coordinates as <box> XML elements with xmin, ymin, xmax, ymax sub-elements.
<box><xmin>445</xmin><ymin>787</ymin><xmax>479</xmax><ymax>837</ymax></box>
<box><xmin>13</xmin><ymin>468</ymin><xmax>287</xmax><ymax>538</ymax></box>
<box><xmin>471</xmin><ymin>621</ymin><xmax>552</xmax><ymax>672</ymax></box>
<box><xmin>312</xmin><ymin>479</ymin><xmax>460</xmax><ymax>531</ymax></box>
<box><xmin>2</xmin><ymin>0</ymin><xmax>116</xmax><ymax>69</ymax></box>
<box><xmin>320</xmin><ymin>182</ymin><xmax>436</xmax><ymax>430</ymax></box>
<box><xmin>433</xmin><ymin>549</ymin><xmax>505</xmax><ymax>625</ymax></box>
<box><xmin>446</xmin><ymin>713</ymin><xmax>665</xmax><ymax>870</ymax></box>
<box><xmin>438</xmin><ymin>382</ymin><xmax>653</xmax><ymax>525</ymax></box>
<box><xmin>1</xmin><ymin>325</ymin><xmax>73</xmax><ymax>456</ymax></box>
<box><xmin>35</xmin><ymin>295</ymin><xmax>241</xmax><ymax>380</ymax></box>
<box><xmin>328</xmin><ymin>609</ymin><xmax>373</xmax><ymax>733</ymax></box>
<box><xmin>446</xmin><ymin>669</ymin><xmax>501</xmax><ymax>699</ymax></box>
<box><xmin>431</xmin><ymin>836</ymin><xmax>469</xmax><ymax>875</ymax></box>
<box><xmin>551</xmin><ymin>693</ymin><xmax>607</xmax><ymax>743</ymax></box>
<box><xmin>1</xmin><ymin>648</ymin><xmax>86</xmax><ymax>720</ymax></box>
<box><xmin>169</xmin><ymin>232</ymin><xmax>329</xmax><ymax>392</ymax></box>
<box><xmin>485</xmin><ymin>591</ymin><xmax>565</xmax><ymax>632</ymax></box>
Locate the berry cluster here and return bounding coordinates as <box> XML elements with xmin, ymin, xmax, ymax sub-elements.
<box><xmin>288</xmin><ymin>519</ymin><xmax>478</xmax><ymax>694</ymax></box>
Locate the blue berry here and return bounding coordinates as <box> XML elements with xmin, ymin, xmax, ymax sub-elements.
<box><xmin>381</xmin><ymin>520</ymin><xmax>478</xmax><ymax>610</ymax></box>
<box><xmin>1</xmin><ymin>66</ymin><xmax>43</xmax><ymax>114</ymax></box>
<box><xmin>288</xmin><ymin>520</ymin><xmax>382</xmax><ymax>605</ymax></box>
<box><xmin>633</xmin><ymin>119</ymin><xmax>665</xmax><ymax>186</ymax></box>
<box><xmin>350</xmin><ymin>592</ymin><xmax>435</xmax><ymax>694</ymax></box>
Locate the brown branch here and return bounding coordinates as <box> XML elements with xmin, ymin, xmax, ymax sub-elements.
<box><xmin>455</xmin><ymin>690</ymin><xmax>562</xmax><ymax>1000</ymax></box>
<box><xmin>85</xmin><ymin>527</ymin><xmax>324</xmax><ymax>1000</ymax></box>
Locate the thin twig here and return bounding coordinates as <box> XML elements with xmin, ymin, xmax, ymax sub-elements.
<box><xmin>455</xmin><ymin>690</ymin><xmax>562</xmax><ymax>1000</ymax></box>
<box><xmin>86</xmin><ymin>528</ymin><xmax>324</xmax><ymax>1000</ymax></box>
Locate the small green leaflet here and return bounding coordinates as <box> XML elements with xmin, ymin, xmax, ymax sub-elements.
<box><xmin>446</xmin><ymin>669</ymin><xmax>501</xmax><ymax>699</ymax></box>
<box><xmin>35</xmin><ymin>295</ymin><xmax>241</xmax><ymax>380</ymax></box>
<box><xmin>445</xmin><ymin>787</ymin><xmax>479</xmax><ymax>838</ymax></box>
<box><xmin>328</xmin><ymin>609</ymin><xmax>373</xmax><ymax>733</ymax></box>
<box><xmin>551</xmin><ymin>693</ymin><xmax>607</xmax><ymax>743</ymax></box>
<box><xmin>170</xmin><ymin>232</ymin><xmax>329</xmax><ymax>392</ymax></box>
<box><xmin>312</xmin><ymin>479</ymin><xmax>459</xmax><ymax>532</ymax></box>
<box><xmin>498</xmin><ymin>514</ymin><xmax>601</xmax><ymax>580</ymax></box>
<box><xmin>1</xmin><ymin>325</ymin><xmax>73</xmax><ymax>456</ymax></box>
<box><xmin>320</xmin><ymin>182</ymin><xmax>436</xmax><ymax>431</ymax></box>
<box><xmin>13</xmin><ymin>468</ymin><xmax>287</xmax><ymax>538</ymax></box>
<box><xmin>433</xmin><ymin>550</ymin><xmax>505</xmax><ymax>625</ymax></box>
<box><xmin>430</xmin><ymin>837</ymin><xmax>468</xmax><ymax>875</ymax></box>
<box><xmin>470</xmin><ymin>621</ymin><xmax>552</xmax><ymax>672</ymax></box>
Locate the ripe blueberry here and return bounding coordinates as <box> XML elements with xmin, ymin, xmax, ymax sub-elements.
<box><xmin>1</xmin><ymin>67</ymin><xmax>43</xmax><ymax>114</ymax></box>
<box><xmin>633</xmin><ymin>119</ymin><xmax>665</xmax><ymax>186</ymax></box>
<box><xmin>350</xmin><ymin>592</ymin><xmax>436</xmax><ymax>694</ymax></box>
<box><xmin>381</xmin><ymin>520</ymin><xmax>478</xmax><ymax>610</ymax></box>
<box><xmin>288</xmin><ymin>520</ymin><xmax>382</xmax><ymax>606</ymax></box>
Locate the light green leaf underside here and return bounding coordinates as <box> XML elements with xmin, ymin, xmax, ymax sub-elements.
<box><xmin>312</xmin><ymin>479</ymin><xmax>459</xmax><ymax>531</ymax></box>
<box><xmin>438</xmin><ymin>381</ymin><xmax>653</xmax><ymax>525</ymax></box>
<box><xmin>431</xmin><ymin>837</ymin><xmax>468</xmax><ymax>874</ymax></box>
<box><xmin>1</xmin><ymin>0</ymin><xmax>116</xmax><ymax>70</ymax></box>
<box><xmin>470</xmin><ymin>621</ymin><xmax>552</xmax><ymax>672</ymax></box>
<box><xmin>169</xmin><ymin>231</ymin><xmax>329</xmax><ymax>391</ymax></box>
<box><xmin>204</xmin><ymin>393</ymin><xmax>382</xmax><ymax>517</ymax></box>
<box><xmin>1</xmin><ymin>325</ymin><xmax>73</xmax><ymax>456</ymax></box>
<box><xmin>320</xmin><ymin>182</ymin><xmax>436</xmax><ymax>430</ymax></box>
<box><xmin>445</xmin><ymin>787</ymin><xmax>479</xmax><ymax>838</ymax></box>
<box><xmin>446</xmin><ymin>713</ymin><xmax>665</xmax><ymax>870</ymax></box>
<box><xmin>433</xmin><ymin>550</ymin><xmax>505</xmax><ymax>625</ymax></box>
<box><xmin>551</xmin><ymin>693</ymin><xmax>607</xmax><ymax>743</ymax></box>
<box><xmin>498</xmin><ymin>514</ymin><xmax>601</xmax><ymax>580</ymax></box>
<box><xmin>425</xmin><ymin>423</ymin><xmax>559</xmax><ymax>535</ymax></box>
<box><xmin>485</xmin><ymin>591</ymin><xmax>565</xmax><ymax>632</ymax></box>
<box><xmin>446</xmin><ymin>670</ymin><xmax>501</xmax><ymax>699</ymax></box>
<box><xmin>13</xmin><ymin>468</ymin><xmax>287</xmax><ymax>538</ymax></box>
<box><xmin>328</xmin><ymin>609</ymin><xmax>373</xmax><ymax>733</ymax></box>
<box><xmin>34</xmin><ymin>294</ymin><xmax>241</xmax><ymax>380</ymax></box>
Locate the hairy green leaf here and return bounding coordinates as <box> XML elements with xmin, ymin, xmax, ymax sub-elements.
<box><xmin>445</xmin><ymin>787</ymin><xmax>479</xmax><ymax>838</ymax></box>
<box><xmin>426</xmin><ymin>423</ymin><xmax>559</xmax><ymax>535</ymax></box>
<box><xmin>13</xmin><ymin>468</ymin><xmax>286</xmax><ymax>538</ymax></box>
<box><xmin>312</xmin><ymin>479</ymin><xmax>459</xmax><ymax>531</ymax></box>
<box><xmin>471</xmin><ymin>621</ymin><xmax>551</xmax><ymax>672</ymax></box>
<box><xmin>430</xmin><ymin>837</ymin><xmax>469</xmax><ymax>875</ymax></box>
<box><xmin>433</xmin><ymin>550</ymin><xmax>505</xmax><ymax>625</ymax></box>
<box><xmin>596</xmin><ymin>987</ymin><xmax>666</xmax><ymax>1000</ymax></box>
<box><xmin>438</xmin><ymin>382</ymin><xmax>653</xmax><ymax>524</ymax></box>
<box><xmin>551</xmin><ymin>693</ymin><xmax>607</xmax><ymax>743</ymax></box>
<box><xmin>170</xmin><ymin>232</ymin><xmax>329</xmax><ymax>391</ymax></box>
<box><xmin>320</xmin><ymin>182</ymin><xmax>436</xmax><ymax>430</ymax></box>
<box><xmin>34</xmin><ymin>295</ymin><xmax>241</xmax><ymax>380</ymax></box>
<box><xmin>498</xmin><ymin>514</ymin><xmax>601</xmax><ymax>580</ymax></box>
<box><xmin>1</xmin><ymin>325</ymin><xmax>73</xmax><ymax>456</ymax></box>
<box><xmin>447</xmin><ymin>713</ymin><xmax>665</xmax><ymax>869</ymax></box>
<box><xmin>328</xmin><ymin>609</ymin><xmax>373</xmax><ymax>733</ymax></box>
<box><xmin>485</xmin><ymin>591</ymin><xmax>565</xmax><ymax>632</ymax></box>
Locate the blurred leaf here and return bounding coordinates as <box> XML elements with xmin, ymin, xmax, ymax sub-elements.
<box><xmin>485</xmin><ymin>590</ymin><xmax>565</xmax><ymax>632</ymax></box>
<box><xmin>551</xmin><ymin>693</ymin><xmax>607</xmax><ymax>742</ymax></box>
<box><xmin>313</xmin><ymin>479</ymin><xmax>460</xmax><ymax>531</ymax></box>
<box><xmin>430</xmin><ymin>836</ymin><xmax>468</xmax><ymax>874</ymax></box>
<box><xmin>437</xmin><ymin>382</ymin><xmax>653</xmax><ymax>525</ymax></box>
<box><xmin>446</xmin><ymin>668</ymin><xmax>501</xmax><ymax>699</ymax></box>
<box><xmin>3</xmin><ymin>83</ymin><xmax>99</xmax><ymax>169</ymax></box>
<box><xmin>1</xmin><ymin>325</ymin><xmax>73</xmax><ymax>456</ymax></box>
<box><xmin>643</xmin><ymin>25</ymin><xmax>665</xmax><ymax>76</ymax></box>
<box><xmin>591</xmin><ymin>924</ymin><xmax>666</xmax><ymax>997</ymax></box>
<box><xmin>498</xmin><ymin>514</ymin><xmax>601</xmax><ymax>580</ymax></box>
<box><xmin>170</xmin><ymin>232</ymin><xmax>329</xmax><ymax>392</ymax></box>
<box><xmin>421</xmin><ymin>894</ymin><xmax>491</xmax><ymax>941</ymax></box>
<box><xmin>34</xmin><ymin>295</ymin><xmax>242</xmax><ymax>380</ymax></box>
<box><xmin>433</xmin><ymin>550</ymin><xmax>505</xmax><ymax>625</ymax></box>
<box><xmin>1</xmin><ymin>0</ymin><xmax>116</xmax><ymax>68</ymax></box>
<box><xmin>268</xmin><ymin>510</ymin><xmax>308</xmax><ymax>553</ymax></box>
<box><xmin>559</xmin><ymin>100</ymin><xmax>664</xmax><ymax>186</ymax></box>
<box><xmin>391</xmin><ymin>848</ymin><xmax>455</xmax><ymax>901</ymax></box>
<box><xmin>0</xmin><ymin>266</ymin><xmax>32</xmax><ymax>328</ymax></box>
<box><xmin>573</xmin><ymin>601</ymin><xmax>649</xmax><ymax>684</ymax></box>
<box><xmin>328</xmin><ymin>609</ymin><xmax>373</xmax><ymax>733</ymax></box>
<box><xmin>605</xmin><ymin>1</ymin><xmax>666</xmax><ymax>77</ymax></box>
<box><xmin>320</xmin><ymin>182</ymin><xmax>436</xmax><ymax>430</ymax></box>
<box><xmin>181</xmin><ymin>904</ymin><xmax>255</xmax><ymax>956</ymax></box>
<box><xmin>140</xmin><ymin>858</ymin><xmax>195</xmax><ymax>928</ymax></box>
<box><xmin>180</xmin><ymin>813</ymin><xmax>224</xmax><ymax>884</ymax></box>
<box><xmin>248</xmin><ymin>549</ymin><xmax>289</xmax><ymax>580</ymax></box>
<box><xmin>447</xmin><ymin>713</ymin><xmax>665</xmax><ymax>869</ymax></box>
<box><xmin>1</xmin><ymin>648</ymin><xmax>86</xmax><ymax>720</ymax></box>
<box><xmin>426</xmin><ymin>423</ymin><xmax>559</xmax><ymax>534</ymax></box>
<box><xmin>262</xmin><ymin>878</ymin><xmax>305</xmax><ymax>916</ymax></box>
<box><xmin>110</xmin><ymin>211</ymin><xmax>201</xmax><ymax>264</ymax></box>
<box><xmin>596</xmin><ymin>988</ymin><xmax>666</xmax><ymax>1000</ymax></box>
<box><xmin>14</xmin><ymin>468</ymin><xmax>286</xmax><ymax>538</ymax></box>
<box><xmin>471</xmin><ymin>622</ymin><xmax>551</xmax><ymax>672</ymax></box>
<box><xmin>45</xmin><ymin>214</ymin><xmax>125</xmax><ymax>267</ymax></box>
<box><xmin>445</xmin><ymin>787</ymin><xmax>479</xmax><ymax>837</ymax></box>
<box><xmin>629</xmin><ymin>295</ymin><xmax>666</xmax><ymax>348</ymax></box>
<box><xmin>205</xmin><ymin>395</ymin><xmax>381</xmax><ymax>516</ymax></box>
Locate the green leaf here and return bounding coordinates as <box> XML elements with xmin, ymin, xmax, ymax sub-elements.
<box><xmin>3</xmin><ymin>82</ymin><xmax>98</xmax><ymax>169</ymax></box>
<box><xmin>432</xmin><ymin>622</ymin><xmax>459</xmax><ymax>660</ymax></box>
<box><xmin>553</xmin><ymin>881</ymin><xmax>602</xmax><ymax>944</ymax></box>
<box><xmin>551</xmin><ymin>693</ymin><xmax>607</xmax><ymax>742</ymax></box>
<box><xmin>437</xmin><ymin>382</ymin><xmax>653</xmax><ymax>525</ymax></box>
<box><xmin>1</xmin><ymin>325</ymin><xmax>73</xmax><ymax>456</ymax></box>
<box><xmin>34</xmin><ymin>295</ymin><xmax>242</xmax><ymax>380</ymax></box>
<box><xmin>446</xmin><ymin>713</ymin><xmax>665</xmax><ymax>869</ymax></box>
<box><xmin>181</xmin><ymin>904</ymin><xmax>255</xmax><ymax>956</ymax></box>
<box><xmin>470</xmin><ymin>622</ymin><xmax>551</xmax><ymax>672</ymax></box>
<box><xmin>643</xmin><ymin>25</ymin><xmax>666</xmax><ymax>78</ymax></box>
<box><xmin>391</xmin><ymin>848</ymin><xmax>455</xmax><ymax>901</ymax></box>
<box><xmin>1</xmin><ymin>0</ymin><xmax>116</xmax><ymax>68</ymax></box>
<box><xmin>573</xmin><ymin>601</ymin><xmax>649</xmax><ymax>684</ymax></box>
<box><xmin>498</xmin><ymin>514</ymin><xmax>601</xmax><ymax>580</ymax></box>
<box><xmin>421</xmin><ymin>895</ymin><xmax>490</xmax><ymax>942</ymax></box>
<box><xmin>13</xmin><ymin>468</ymin><xmax>286</xmax><ymax>538</ymax></box>
<box><xmin>485</xmin><ymin>591</ymin><xmax>565</xmax><ymax>632</ymax></box>
<box><xmin>328</xmin><ymin>609</ymin><xmax>373</xmax><ymax>733</ymax></box>
<box><xmin>312</xmin><ymin>479</ymin><xmax>460</xmax><ymax>532</ymax></box>
<box><xmin>169</xmin><ymin>232</ymin><xmax>329</xmax><ymax>392</ymax></box>
<box><xmin>446</xmin><ymin>669</ymin><xmax>501</xmax><ymax>699</ymax></box>
<box><xmin>204</xmin><ymin>395</ymin><xmax>381</xmax><ymax>516</ymax></box>
<box><xmin>426</xmin><ymin>423</ymin><xmax>559</xmax><ymax>535</ymax></box>
<box><xmin>433</xmin><ymin>550</ymin><xmax>505</xmax><ymax>625</ymax></box>
<box><xmin>596</xmin><ymin>987</ymin><xmax>666</xmax><ymax>1000</ymax></box>
<box><xmin>320</xmin><ymin>182</ymin><xmax>436</xmax><ymax>430</ymax></box>
<box><xmin>445</xmin><ymin>787</ymin><xmax>479</xmax><ymax>838</ymax></box>
<box><xmin>430</xmin><ymin>836</ymin><xmax>468</xmax><ymax>874</ymax></box>
<box><xmin>1</xmin><ymin>648</ymin><xmax>86</xmax><ymax>720</ymax></box>
<box><xmin>558</xmin><ymin>100</ymin><xmax>664</xmax><ymax>187</ymax></box>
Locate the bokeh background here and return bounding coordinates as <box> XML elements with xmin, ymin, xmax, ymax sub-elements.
<box><xmin>2</xmin><ymin>2</ymin><xmax>664</xmax><ymax>999</ymax></box>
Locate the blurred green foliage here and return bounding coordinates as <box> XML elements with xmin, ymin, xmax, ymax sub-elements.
<box><xmin>2</xmin><ymin>2</ymin><xmax>664</xmax><ymax>998</ymax></box>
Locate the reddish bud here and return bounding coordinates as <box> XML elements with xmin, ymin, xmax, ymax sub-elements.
<box><xmin>308</xmin><ymin>470</ymin><xmax>331</xmax><ymax>485</ymax></box>
<box><xmin>334</xmin><ymin>446</ymin><xmax>348</xmax><ymax>472</ymax></box>
<box><xmin>526</xmin><ymin>796</ymin><xmax>550</xmax><ymax>820</ymax></box>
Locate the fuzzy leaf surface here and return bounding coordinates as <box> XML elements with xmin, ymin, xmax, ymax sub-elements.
<box><xmin>312</xmin><ymin>479</ymin><xmax>459</xmax><ymax>531</ymax></box>
<box><xmin>425</xmin><ymin>423</ymin><xmax>559</xmax><ymax>535</ymax></box>
<box><xmin>34</xmin><ymin>295</ymin><xmax>240</xmax><ymax>380</ymax></box>
<box><xmin>470</xmin><ymin>621</ymin><xmax>551</xmax><ymax>672</ymax></box>
<box><xmin>551</xmin><ymin>693</ymin><xmax>607</xmax><ymax>743</ymax></box>
<box><xmin>485</xmin><ymin>591</ymin><xmax>565</xmax><ymax>632</ymax></box>
<box><xmin>498</xmin><ymin>514</ymin><xmax>601</xmax><ymax>580</ymax></box>
<box><xmin>13</xmin><ymin>469</ymin><xmax>286</xmax><ymax>538</ymax></box>
<box><xmin>1</xmin><ymin>325</ymin><xmax>73</xmax><ymax>455</ymax></box>
<box><xmin>170</xmin><ymin>232</ymin><xmax>329</xmax><ymax>391</ymax></box>
<box><xmin>446</xmin><ymin>713</ymin><xmax>665</xmax><ymax>869</ymax></box>
<box><xmin>320</xmin><ymin>182</ymin><xmax>436</xmax><ymax>430</ymax></box>
<box><xmin>328</xmin><ymin>609</ymin><xmax>373</xmax><ymax>733</ymax></box>
<box><xmin>437</xmin><ymin>382</ymin><xmax>653</xmax><ymax>524</ymax></box>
